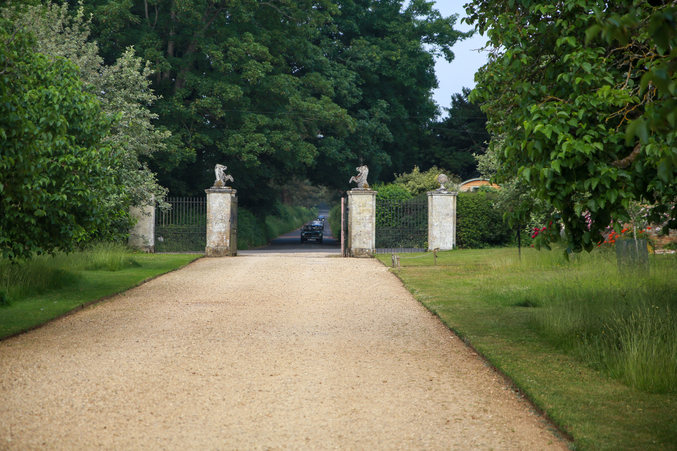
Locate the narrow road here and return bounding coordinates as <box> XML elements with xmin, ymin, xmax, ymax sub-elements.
<box><xmin>0</xmin><ymin>255</ymin><xmax>568</xmax><ymax>450</ymax></box>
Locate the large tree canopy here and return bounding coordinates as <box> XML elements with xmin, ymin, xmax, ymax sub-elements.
<box><xmin>0</xmin><ymin>18</ymin><xmax>126</xmax><ymax>260</ymax></box>
<box><xmin>466</xmin><ymin>0</ymin><xmax>677</xmax><ymax>253</ymax></box>
<box><xmin>80</xmin><ymin>0</ymin><xmax>468</xmax><ymax>211</ymax></box>
<box><xmin>3</xmin><ymin>2</ymin><xmax>171</xmax><ymax>209</ymax></box>
<box><xmin>423</xmin><ymin>87</ymin><xmax>489</xmax><ymax>180</ymax></box>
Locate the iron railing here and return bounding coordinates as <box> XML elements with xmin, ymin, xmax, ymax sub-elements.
<box><xmin>155</xmin><ymin>197</ymin><xmax>206</xmax><ymax>252</ymax></box>
<box><xmin>375</xmin><ymin>196</ymin><xmax>428</xmax><ymax>253</ymax></box>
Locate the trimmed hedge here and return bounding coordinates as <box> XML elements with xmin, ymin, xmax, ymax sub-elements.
<box><xmin>456</xmin><ymin>191</ymin><xmax>512</xmax><ymax>249</ymax></box>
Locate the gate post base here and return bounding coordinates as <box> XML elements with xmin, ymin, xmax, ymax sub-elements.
<box><xmin>350</xmin><ymin>248</ymin><xmax>373</xmax><ymax>258</ymax></box>
<box><xmin>205</xmin><ymin>247</ymin><xmax>231</xmax><ymax>257</ymax></box>
<box><xmin>205</xmin><ymin>187</ymin><xmax>237</xmax><ymax>257</ymax></box>
<box><xmin>347</xmin><ymin>189</ymin><xmax>376</xmax><ymax>258</ymax></box>
<box><xmin>427</xmin><ymin>190</ymin><xmax>458</xmax><ymax>251</ymax></box>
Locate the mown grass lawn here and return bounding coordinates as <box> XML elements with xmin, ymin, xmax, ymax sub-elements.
<box><xmin>377</xmin><ymin>247</ymin><xmax>677</xmax><ymax>451</ymax></box>
<box><xmin>0</xmin><ymin>253</ymin><xmax>201</xmax><ymax>340</ymax></box>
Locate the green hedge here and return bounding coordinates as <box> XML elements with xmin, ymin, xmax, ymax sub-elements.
<box><xmin>329</xmin><ymin>204</ymin><xmax>341</xmax><ymax>240</ymax></box>
<box><xmin>456</xmin><ymin>192</ymin><xmax>512</xmax><ymax>249</ymax></box>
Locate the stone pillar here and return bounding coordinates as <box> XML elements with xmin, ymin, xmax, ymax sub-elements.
<box><xmin>128</xmin><ymin>202</ymin><xmax>155</xmax><ymax>253</ymax></box>
<box><xmin>427</xmin><ymin>190</ymin><xmax>458</xmax><ymax>251</ymax></box>
<box><xmin>205</xmin><ymin>188</ymin><xmax>237</xmax><ymax>257</ymax></box>
<box><xmin>347</xmin><ymin>189</ymin><xmax>376</xmax><ymax>258</ymax></box>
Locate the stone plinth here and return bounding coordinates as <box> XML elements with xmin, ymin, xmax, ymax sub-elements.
<box><xmin>206</xmin><ymin>187</ymin><xmax>237</xmax><ymax>257</ymax></box>
<box><xmin>347</xmin><ymin>189</ymin><xmax>376</xmax><ymax>258</ymax></box>
<box><xmin>129</xmin><ymin>203</ymin><xmax>155</xmax><ymax>253</ymax></box>
<box><xmin>427</xmin><ymin>190</ymin><xmax>457</xmax><ymax>251</ymax></box>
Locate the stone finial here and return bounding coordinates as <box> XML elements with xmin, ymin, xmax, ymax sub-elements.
<box><xmin>349</xmin><ymin>165</ymin><xmax>369</xmax><ymax>189</ymax></box>
<box><xmin>436</xmin><ymin>174</ymin><xmax>449</xmax><ymax>193</ymax></box>
<box><xmin>213</xmin><ymin>164</ymin><xmax>234</xmax><ymax>188</ymax></box>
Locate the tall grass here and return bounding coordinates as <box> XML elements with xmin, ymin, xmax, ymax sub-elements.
<box><xmin>0</xmin><ymin>243</ymin><xmax>139</xmax><ymax>305</ymax></box>
<box><xmin>508</xmin><ymin>249</ymin><xmax>677</xmax><ymax>394</ymax></box>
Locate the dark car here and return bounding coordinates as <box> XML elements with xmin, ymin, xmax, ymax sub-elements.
<box><xmin>300</xmin><ymin>224</ymin><xmax>323</xmax><ymax>243</ymax></box>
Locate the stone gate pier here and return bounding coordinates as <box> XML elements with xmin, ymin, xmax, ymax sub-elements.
<box><xmin>427</xmin><ymin>187</ymin><xmax>457</xmax><ymax>251</ymax></box>
<box><xmin>346</xmin><ymin>189</ymin><xmax>376</xmax><ymax>258</ymax></box>
<box><xmin>205</xmin><ymin>187</ymin><xmax>237</xmax><ymax>257</ymax></box>
<box><xmin>205</xmin><ymin>164</ymin><xmax>237</xmax><ymax>257</ymax></box>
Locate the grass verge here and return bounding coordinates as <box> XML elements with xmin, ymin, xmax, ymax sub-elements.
<box><xmin>0</xmin><ymin>252</ymin><xmax>201</xmax><ymax>340</ymax></box>
<box><xmin>376</xmin><ymin>247</ymin><xmax>677</xmax><ymax>451</ymax></box>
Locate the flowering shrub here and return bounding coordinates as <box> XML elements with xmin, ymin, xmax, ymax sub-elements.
<box><xmin>529</xmin><ymin>220</ymin><xmax>561</xmax><ymax>250</ymax></box>
<box><xmin>597</xmin><ymin>227</ymin><xmax>649</xmax><ymax>247</ymax></box>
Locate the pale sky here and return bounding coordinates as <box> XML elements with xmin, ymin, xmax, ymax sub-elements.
<box><xmin>430</xmin><ymin>0</ymin><xmax>488</xmax><ymax>115</ymax></box>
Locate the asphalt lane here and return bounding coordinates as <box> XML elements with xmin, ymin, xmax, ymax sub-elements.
<box><xmin>239</xmin><ymin>207</ymin><xmax>341</xmax><ymax>254</ymax></box>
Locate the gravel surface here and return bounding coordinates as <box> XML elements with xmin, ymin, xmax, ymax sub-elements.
<box><xmin>0</xmin><ymin>254</ymin><xmax>569</xmax><ymax>450</ymax></box>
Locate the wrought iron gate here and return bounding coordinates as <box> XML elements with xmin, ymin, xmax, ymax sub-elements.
<box><xmin>375</xmin><ymin>196</ymin><xmax>428</xmax><ymax>253</ymax></box>
<box><xmin>155</xmin><ymin>197</ymin><xmax>206</xmax><ymax>252</ymax></box>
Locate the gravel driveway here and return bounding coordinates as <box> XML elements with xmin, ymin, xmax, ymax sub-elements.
<box><xmin>0</xmin><ymin>254</ymin><xmax>569</xmax><ymax>450</ymax></box>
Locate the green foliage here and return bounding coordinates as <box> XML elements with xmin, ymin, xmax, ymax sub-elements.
<box><xmin>0</xmin><ymin>18</ymin><xmax>129</xmax><ymax>260</ymax></box>
<box><xmin>3</xmin><ymin>2</ymin><xmax>171</xmax><ymax>210</ymax></box>
<box><xmin>237</xmin><ymin>203</ymin><xmax>317</xmax><ymax>249</ymax></box>
<box><xmin>456</xmin><ymin>192</ymin><xmax>512</xmax><ymax>249</ymax></box>
<box><xmin>236</xmin><ymin>208</ymin><xmax>268</xmax><ymax>250</ymax></box>
<box><xmin>424</xmin><ymin>87</ymin><xmax>489</xmax><ymax>180</ymax></box>
<box><xmin>328</xmin><ymin>203</ymin><xmax>341</xmax><ymax>241</ymax></box>
<box><xmin>391</xmin><ymin>165</ymin><xmax>455</xmax><ymax>196</ymax></box>
<box><xmin>466</xmin><ymin>0</ymin><xmax>677</xmax><ymax>253</ymax></box>
<box><xmin>275</xmin><ymin>179</ymin><xmax>339</xmax><ymax>209</ymax></box>
<box><xmin>373</xmin><ymin>183</ymin><xmax>412</xmax><ymax>201</ymax></box>
<box><xmin>264</xmin><ymin>204</ymin><xmax>317</xmax><ymax>241</ymax></box>
<box><xmin>79</xmin><ymin>0</ymin><xmax>468</xmax><ymax>209</ymax></box>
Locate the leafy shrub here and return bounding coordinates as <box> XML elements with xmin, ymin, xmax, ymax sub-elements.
<box><xmin>456</xmin><ymin>191</ymin><xmax>512</xmax><ymax>248</ymax></box>
<box><xmin>237</xmin><ymin>208</ymin><xmax>267</xmax><ymax>249</ymax></box>
<box><xmin>392</xmin><ymin>166</ymin><xmax>458</xmax><ymax>196</ymax></box>
<box><xmin>373</xmin><ymin>183</ymin><xmax>412</xmax><ymax>201</ymax></box>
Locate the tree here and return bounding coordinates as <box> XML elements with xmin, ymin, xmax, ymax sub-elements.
<box><xmin>425</xmin><ymin>87</ymin><xmax>489</xmax><ymax>180</ymax></box>
<box><xmin>5</xmin><ymin>2</ymin><xmax>171</xmax><ymax>209</ymax></box>
<box><xmin>311</xmin><ymin>0</ymin><xmax>471</xmax><ymax>186</ymax></box>
<box><xmin>0</xmin><ymin>19</ymin><xmax>126</xmax><ymax>260</ymax></box>
<box><xmin>466</xmin><ymin>0</ymin><xmax>677</xmax><ymax>253</ymax></box>
<box><xmin>80</xmin><ymin>0</ymin><xmax>468</xmax><ymax>210</ymax></box>
<box><xmin>391</xmin><ymin>165</ymin><xmax>456</xmax><ymax>196</ymax></box>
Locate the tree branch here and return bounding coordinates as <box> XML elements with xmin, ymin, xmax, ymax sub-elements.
<box><xmin>260</xmin><ymin>2</ymin><xmax>299</xmax><ymax>23</ymax></box>
<box><xmin>611</xmin><ymin>143</ymin><xmax>641</xmax><ymax>169</ymax></box>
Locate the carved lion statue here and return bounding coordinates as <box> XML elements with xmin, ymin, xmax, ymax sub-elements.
<box><xmin>349</xmin><ymin>165</ymin><xmax>369</xmax><ymax>189</ymax></box>
<box><xmin>214</xmin><ymin>164</ymin><xmax>234</xmax><ymax>187</ymax></box>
